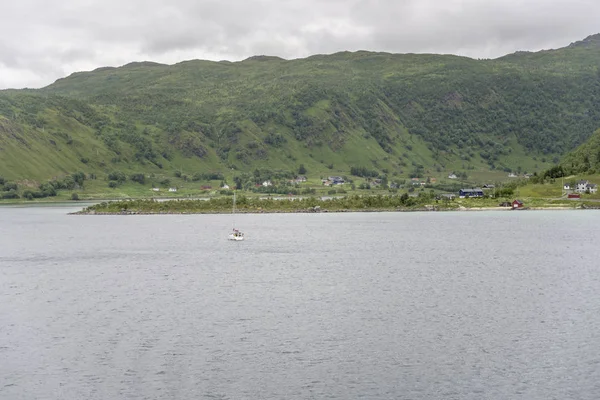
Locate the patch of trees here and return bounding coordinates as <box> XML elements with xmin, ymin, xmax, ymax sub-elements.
<box><xmin>350</xmin><ymin>166</ymin><xmax>379</xmax><ymax>178</ymax></box>
<box><xmin>192</xmin><ymin>172</ymin><xmax>225</xmax><ymax>181</ymax></box>
<box><xmin>264</xmin><ymin>132</ymin><xmax>287</xmax><ymax>147</ymax></box>
<box><xmin>2</xmin><ymin>179</ymin><xmax>20</xmax><ymax>199</ymax></box>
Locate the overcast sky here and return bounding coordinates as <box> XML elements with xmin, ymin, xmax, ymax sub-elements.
<box><xmin>0</xmin><ymin>0</ymin><xmax>598</xmax><ymax>89</ymax></box>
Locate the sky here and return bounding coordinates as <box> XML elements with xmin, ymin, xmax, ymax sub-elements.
<box><xmin>0</xmin><ymin>0</ymin><xmax>599</xmax><ymax>89</ymax></box>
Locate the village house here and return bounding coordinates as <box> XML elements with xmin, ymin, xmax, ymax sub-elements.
<box><xmin>328</xmin><ymin>176</ymin><xmax>344</xmax><ymax>185</ymax></box>
<box><xmin>575</xmin><ymin>180</ymin><xmax>598</xmax><ymax>194</ymax></box>
<box><xmin>563</xmin><ymin>183</ymin><xmax>571</xmax><ymax>191</ymax></box>
<box><xmin>458</xmin><ymin>188</ymin><xmax>484</xmax><ymax>198</ymax></box>
<box><xmin>448</xmin><ymin>174</ymin><xmax>457</xmax><ymax>179</ymax></box>
<box><xmin>262</xmin><ymin>180</ymin><xmax>273</xmax><ymax>187</ymax></box>
<box><xmin>512</xmin><ymin>199</ymin><xmax>524</xmax><ymax>209</ymax></box>
<box><xmin>295</xmin><ymin>175</ymin><xmax>307</xmax><ymax>183</ymax></box>
<box><xmin>168</xmin><ymin>187</ymin><xmax>177</xmax><ymax>192</ymax></box>
<box><xmin>221</xmin><ymin>184</ymin><xmax>230</xmax><ymax>189</ymax></box>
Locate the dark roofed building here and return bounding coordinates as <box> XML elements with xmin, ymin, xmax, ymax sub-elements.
<box><xmin>459</xmin><ymin>188</ymin><xmax>484</xmax><ymax>198</ymax></box>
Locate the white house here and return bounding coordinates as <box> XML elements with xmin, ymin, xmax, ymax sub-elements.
<box><xmin>563</xmin><ymin>183</ymin><xmax>571</xmax><ymax>190</ymax></box>
<box><xmin>168</xmin><ymin>187</ymin><xmax>177</xmax><ymax>192</ymax></box>
<box><xmin>448</xmin><ymin>174</ymin><xmax>457</xmax><ymax>179</ymax></box>
<box><xmin>508</xmin><ymin>173</ymin><xmax>518</xmax><ymax>178</ymax></box>
<box><xmin>575</xmin><ymin>180</ymin><xmax>598</xmax><ymax>194</ymax></box>
<box><xmin>576</xmin><ymin>180</ymin><xmax>588</xmax><ymax>192</ymax></box>
<box><xmin>152</xmin><ymin>188</ymin><xmax>160</xmax><ymax>192</ymax></box>
<box><xmin>262</xmin><ymin>180</ymin><xmax>272</xmax><ymax>187</ymax></box>
<box><xmin>221</xmin><ymin>184</ymin><xmax>230</xmax><ymax>189</ymax></box>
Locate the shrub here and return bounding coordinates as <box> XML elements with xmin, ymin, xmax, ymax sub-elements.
<box><xmin>3</xmin><ymin>182</ymin><xmax>18</xmax><ymax>191</ymax></box>
<box><xmin>131</xmin><ymin>173</ymin><xmax>146</xmax><ymax>184</ymax></box>
<box><xmin>71</xmin><ymin>193</ymin><xmax>80</xmax><ymax>201</ymax></box>
<box><xmin>2</xmin><ymin>190</ymin><xmax>19</xmax><ymax>199</ymax></box>
<box><xmin>108</xmin><ymin>170</ymin><xmax>127</xmax><ymax>182</ymax></box>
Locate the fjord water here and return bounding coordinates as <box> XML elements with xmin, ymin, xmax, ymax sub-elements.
<box><xmin>1</xmin><ymin>206</ymin><xmax>599</xmax><ymax>399</ymax></box>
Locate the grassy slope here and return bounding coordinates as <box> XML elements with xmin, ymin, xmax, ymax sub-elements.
<box><xmin>1</xmin><ymin>35</ymin><xmax>600</xmax><ymax>199</ymax></box>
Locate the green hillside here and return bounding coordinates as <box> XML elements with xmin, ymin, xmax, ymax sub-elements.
<box><xmin>1</xmin><ymin>34</ymin><xmax>600</xmax><ymax>198</ymax></box>
<box><xmin>558</xmin><ymin>128</ymin><xmax>600</xmax><ymax>174</ymax></box>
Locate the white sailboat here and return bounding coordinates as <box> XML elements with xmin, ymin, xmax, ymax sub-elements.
<box><xmin>228</xmin><ymin>191</ymin><xmax>245</xmax><ymax>241</ymax></box>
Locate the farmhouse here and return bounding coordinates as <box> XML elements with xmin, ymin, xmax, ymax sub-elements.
<box><xmin>575</xmin><ymin>180</ymin><xmax>598</xmax><ymax>194</ymax></box>
<box><xmin>328</xmin><ymin>176</ymin><xmax>345</xmax><ymax>185</ymax></box>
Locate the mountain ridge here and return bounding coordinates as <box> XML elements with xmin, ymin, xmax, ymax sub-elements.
<box><xmin>1</xmin><ymin>34</ymin><xmax>599</xmax><ymax>187</ymax></box>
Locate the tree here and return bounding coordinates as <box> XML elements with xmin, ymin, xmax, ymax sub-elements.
<box><xmin>400</xmin><ymin>193</ymin><xmax>409</xmax><ymax>204</ymax></box>
<box><xmin>233</xmin><ymin>176</ymin><xmax>243</xmax><ymax>190</ymax></box>
<box><xmin>131</xmin><ymin>173</ymin><xmax>146</xmax><ymax>184</ymax></box>
<box><xmin>298</xmin><ymin>164</ymin><xmax>307</xmax><ymax>175</ymax></box>
<box><xmin>72</xmin><ymin>171</ymin><xmax>86</xmax><ymax>187</ymax></box>
<box><xmin>71</xmin><ymin>193</ymin><xmax>80</xmax><ymax>201</ymax></box>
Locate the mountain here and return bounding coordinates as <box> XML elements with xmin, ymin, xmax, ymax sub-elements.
<box><xmin>1</xmin><ymin>35</ymin><xmax>600</xmax><ymax>184</ymax></box>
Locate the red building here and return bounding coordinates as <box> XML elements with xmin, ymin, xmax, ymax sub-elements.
<box><xmin>568</xmin><ymin>193</ymin><xmax>581</xmax><ymax>199</ymax></box>
<box><xmin>512</xmin><ymin>199</ymin><xmax>524</xmax><ymax>209</ymax></box>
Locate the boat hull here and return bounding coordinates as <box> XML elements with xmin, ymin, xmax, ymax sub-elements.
<box><xmin>228</xmin><ymin>234</ymin><xmax>244</xmax><ymax>241</ymax></box>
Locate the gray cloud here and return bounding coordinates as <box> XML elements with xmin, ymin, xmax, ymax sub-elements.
<box><xmin>0</xmin><ymin>0</ymin><xmax>598</xmax><ymax>89</ymax></box>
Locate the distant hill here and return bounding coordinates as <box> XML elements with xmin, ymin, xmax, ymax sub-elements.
<box><xmin>1</xmin><ymin>34</ymin><xmax>600</xmax><ymax>182</ymax></box>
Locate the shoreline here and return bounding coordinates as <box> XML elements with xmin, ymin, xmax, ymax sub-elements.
<box><xmin>71</xmin><ymin>205</ymin><xmax>587</xmax><ymax>215</ymax></box>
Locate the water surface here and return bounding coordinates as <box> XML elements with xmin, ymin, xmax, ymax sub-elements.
<box><xmin>1</xmin><ymin>207</ymin><xmax>599</xmax><ymax>399</ymax></box>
